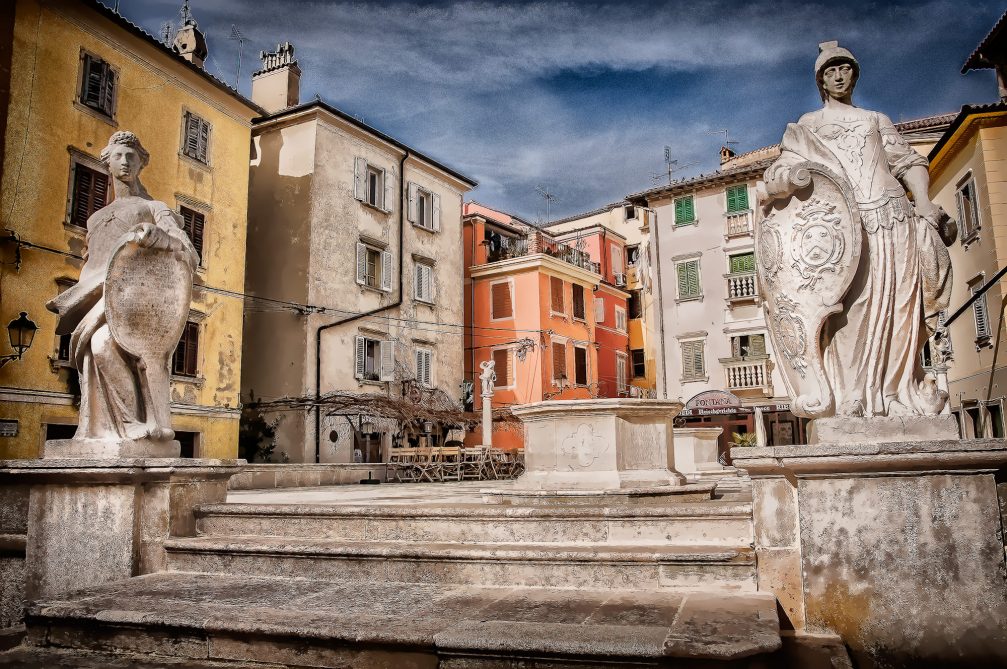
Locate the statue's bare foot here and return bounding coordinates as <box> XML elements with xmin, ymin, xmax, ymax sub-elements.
<box><xmin>838</xmin><ymin>400</ymin><xmax>865</xmax><ymax>417</ymax></box>
<box><xmin>124</xmin><ymin>421</ymin><xmax>155</xmax><ymax>440</ymax></box>
<box><xmin>153</xmin><ymin>426</ymin><xmax>175</xmax><ymax>441</ymax></box>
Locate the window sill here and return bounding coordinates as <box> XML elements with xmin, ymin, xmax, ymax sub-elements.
<box><xmin>63</xmin><ymin>221</ymin><xmax>87</xmax><ymax>237</ymax></box>
<box><xmin>962</xmin><ymin>229</ymin><xmax>981</xmax><ymax>249</ymax></box>
<box><xmin>680</xmin><ymin>376</ymin><xmax>710</xmax><ymax>384</ymax></box>
<box><xmin>674</xmin><ymin>221</ymin><xmax>697</xmax><ymax>229</ymax></box>
<box><xmin>415</xmin><ymin>298</ymin><xmax>435</xmax><ymax>306</ymax></box>
<box><xmin>676</xmin><ymin>295</ymin><xmax>704</xmax><ymax>304</ymax></box>
<box><xmin>975</xmin><ymin>336</ymin><xmax>993</xmax><ymax>350</ymax></box>
<box><xmin>550</xmin><ymin>311</ymin><xmax>568</xmax><ymax>320</ymax></box>
<box><xmin>359</xmin><ymin>283</ymin><xmax>391</xmax><ymax>295</ymax></box>
<box><xmin>178</xmin><ymin>151</ymin><xmax>212</xmax><ymax>172</ymax></box>
<box><xmin>357</xmin><ymin>378</ymin><xmax>387</xmax><ymax>388</ymax></box>
<box><xmin>360</xmin><ymin>200</ymin><xmax>392</xmax><ymax>216</ymax></box>
<box><xmin>411</xmin><ymin>222</ymin><xmax>437</xmax><ymax>234</ymax></box>
<box><xmin>73</xmin><ymin>100</ymin><xmax>117</xmax><ymax>127</ymax></box>
<box><xmin>171</xmin><ymin>374</ymin><xmax>205</xmax><ymax>388</ymax></box>
<box><xmin>49</xmin><ymin>357</ymin><xmax>74</xmax><ymax>372</ymax></box>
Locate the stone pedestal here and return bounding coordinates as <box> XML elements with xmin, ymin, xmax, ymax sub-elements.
<box><xmin>674</xmin><ymin>427</ymin><xmax>739</xmax><ymax>483</ymax></box>
<box><xmin>41</xmin><ymin>437</ymin><xmax>180</xmax><ymax>459</ymax></box>
<box><xmin>807</xmin><ymin>414</ymin><xmax>959</xmax><ymax>445</ymax></box>
<box><xmin>733</xmin><ymin>438</ymin><xmax>1007</xmax><ymax>668</ymax></box>
<box><xmin>0</xmin><ymin>458</ymin><xmax>242</xmax><ymax>602</ymax></box>
<box><xmin>483</xmin><ymin>400</ymin><xmax>715</xmax><ymax>504</ymax></box>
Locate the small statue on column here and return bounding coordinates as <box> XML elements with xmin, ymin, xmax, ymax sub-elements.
<box><xmin>479</xmin><ymin>360</ymin><xmax>496</xmax><ymax>447</ymax></box>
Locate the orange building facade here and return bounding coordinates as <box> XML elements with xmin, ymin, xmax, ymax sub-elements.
<box><xmin>463</xmin><ymin>203</ymin><xmax>628</xmax><ymax>450</ymax></box>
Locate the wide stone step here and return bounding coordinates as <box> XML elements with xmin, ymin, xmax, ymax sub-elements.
<box><xmin>195</xmin><ymin>501</ymin><xmax>754</xmax><ymax>547</ymax></box>
<box><xmin>21</xmin><ymin>572</ymin><xmax>782</xmax><ymax>668</ymax></box>
<box><xmin>165</xmin><ymin>536</ymin><xmax>757</xmax><ymax>591</ymax></box>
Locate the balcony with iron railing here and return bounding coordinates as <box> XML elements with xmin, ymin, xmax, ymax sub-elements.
<box><xmin>726</xmin><ymin>271</ymin><xmax>759</xmax><ymax>306</ymax></box>
<box><xmin>484</xmin><ymin>231</ymin><xmax>600</xmax><ymax>274</ymax></box>
<box><xmin>719</xmin><ymin>355</ymin><xmax>772</xmax><ymax>395</ymax></box>
<box><xmin>725</xmin><ymin>210</ymin><xmax>754</xmax><ymax>239</ymax></box>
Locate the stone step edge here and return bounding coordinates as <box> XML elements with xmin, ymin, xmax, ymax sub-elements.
<box><xmin>164</xmin><ymin>537</ymin><xmax>755</xmax><ymax>564</ymax></box>
<box><xmin>195</xmin><ymin>501</ymin><xmax>752</xmax><ymax>520</ymax></box>
<box><xmin>27</xmin><ymin>592</ymin><xmax>780</xmax><ymax>662</ymax></box>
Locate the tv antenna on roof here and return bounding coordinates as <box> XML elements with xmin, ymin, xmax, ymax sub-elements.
<box><xmin>650</xmin><ymin>146</ymin><xmax>696</xmax><ymax>186</ymax></box>
<box><xmin>228</xmin><ymin>25</ymin><xmax>246</xmax><ymax>90</ymax></box>
<box><xmin>160</xmin><ymin>21</ymin><xmax>174</xmax><ymax>46</ymax></box>
<box><xmin>709</xmin><ymin>128</ymin><xmax>739</xmax><ymax>151</ymax></box>
<box><xmin>535</xmin><ymin>185</ymin><xmax>558</xmax><ymax>226</ymax></box>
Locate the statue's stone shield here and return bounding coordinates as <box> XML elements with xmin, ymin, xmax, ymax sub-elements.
<box><xmin>757</xmin><ymin>162</ymin><xmax>861</xmax><ymax>418</ymax></box>
<box><xmin>105</xmin><ymin>239</ymin><xmax>193</xmax><ymax>430</ymax></box>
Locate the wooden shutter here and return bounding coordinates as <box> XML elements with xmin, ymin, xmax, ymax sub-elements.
<box><xmin>432</xmin><ymin>193</ymin><xmax>441</xmax><ymax>231</ymax></box>
<box><xmin>353</xmin><ymin>158</ymin><xmax>366</xmax><ymax>201</ymax></box>
<box><xmin>355</xmin><ymin>243</ymin><xmax>366</xmax><ymax>285</ymax></box>
<box><xmin>595</xmin><ymin>297</ymin><xmax>605</xmax><ymax>322</ymax></box>
<box><xmin>726</xmin><ymin>186</ymin><xmax>737</xmax><ymax>213</ymax></box>
<box><xmin>973</xmin><ymin>289</ymin><xmax>991</xmax><ymax>339</ymax></box>
<box><xmin>492</xmin><ymin>348</ymin><xmax>510</xmax><ymax>387</ymax></box>
<box><xmin>675</xmin><ymin>196</ymin><xmax>693</xmax><ymax>224</ymax></box>
<box><xmin>677</xmin><ymin>261</ymin><xmax>699</xmax><ymax>298</ymax></box>
<box><xmin>382</xmin><ymin>168</ymin><xmax>392</xmax><ymax>212</ymax></box>
<box><xmin>552</xmin><ymin>342</ymin><xmax>567</xmax><ymax>382</ymax></box>
<box><xmin>682</xmin><ymin>341</ymin><xmax>704</xmax><ymax>378</ymax></box>
<box><xmin>572</xmin><ymin>284</ymin><xmax>585</xmax><ymax>319</ymax></box>
<box><xmin>574</xmin><ymin>347</ymin><xmax>587</xmax><ymax>385</ymax></box>
<box><xmin>180</xmin><ymin>206</ymin><xmax>205</xmax><ymax>260</ymax></box>
<box><xmin>172</xmin><ymin>322</ymin><xmax>198</xmax><ymax>376</ymax></box>
<box><xmin>616</xmin><ymin>308</ymin><xmax>626</xmax><ymax>331</ymax></box>
<box><xmin>71</xmin><ymin>164</ymin><xmax>108</xmax><ymax>228</ymax></box>
<box><xmin>381</xmin><ymin>251</ymin><xmax>393</xmax><ymax>291</ymax></box>
<box><xmin>355</xmin><ymin>336</ymin><xmax>366</xmax><ymax>379</ymax></box>
<box><xmin>612</xmin><ymin>245</ymin><xmax>624</xmax><ymax>274</ymax></box>
<box><xmin>736</xmin><ymin>185</ymin><xmax>749</xmax><ymax>210</ymax></box>
<box><xmin>197</xmin><ymin>117</ymin><xmax>210</xmax><ymax>162</ymax></box>
<box><xmin>730</xmin><ymin>253</ymin><xmax>754</xmax><ymax>274</ymax></box>
<box><xmin>550</xmin><ymin>276</ymin><xmax>564</xmax><ymax>313</ymax></box>
<box><xmin>416</xmin><ymin>349</ymin><xmax>432</xmax><ymax>387</ymax></box>
<box><xmin>415</xmin><ymin>263</ymin><xmax>432</xmax><ymax>302</ymax></box>
<box><xmin>491</xmin><ymin>282</ymin><xmax>512</xmax><ymax>319</ymax></box>
<box><xmin>184</xmin><ymin>113</ymin><xmax>200</xmax><ymax>158</ymax></box>
<box><xmin>379</xmin><ymin>340</ymin><xmax>395</xmax><ymax>381</ymax></box>
<box><xmin>407</xmin><ymin>182</ymin><xmax>418</xmax><ymax>223</ymax></box>
<box><xmin>100</xmin><ymin>67</ymin><xmax>117</xmax><ymax>116</ymax></box>
<box><xmin>616</xmin><ymin>354</ymin><xmax>627</xmax><ymax>392</ymax></box>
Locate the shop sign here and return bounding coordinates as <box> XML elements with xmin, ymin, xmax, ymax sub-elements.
<box><xmin>682</xmin><ymin>391</ymin><xmax>744</xmax><ymax>416</ymax></box>
<box><xmin>0</xmin><ymin>420</ymin><xmax>18</xmax><ymax>437</ymax></box>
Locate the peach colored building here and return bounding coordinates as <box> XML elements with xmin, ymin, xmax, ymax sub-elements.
<box><xmin>463</xmin><ymin>203</ymin><xmax>605</xmax><ymax>450</ymax></box>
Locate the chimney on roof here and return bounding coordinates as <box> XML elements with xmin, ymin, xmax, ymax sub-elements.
<box><xmin>252</xmin><ymin>42</ymin><xmax>300</xmax><ymax>113</ymax></box>
<box><xmin>171</xmin><ymin>0</ymin><xmax>207</xmax><ymax>68</ymax></box>
<box><xmin>719</xmin><ymin>145</ymin><xmax>736</xmax><ymax>165</ymax></box>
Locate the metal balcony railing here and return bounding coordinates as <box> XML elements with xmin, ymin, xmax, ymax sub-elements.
<box><xmin>484</xmin><ymin>232</ymin><xmax>600</xmax><ymax>274</ymax></box>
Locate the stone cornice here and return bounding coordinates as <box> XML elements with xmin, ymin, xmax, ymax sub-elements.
<box><xmin>469</xmin><ymin>254</ymin><xmax>601</xmax><ymax>284</ymax></box>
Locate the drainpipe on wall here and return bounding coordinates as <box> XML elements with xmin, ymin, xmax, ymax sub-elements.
<box><xmin>646</xmin><ymin>206</ymin><xmax>669</xmax><ymax>399</ymax></box>
<box><xmin>313</xmin><ymin>150</ymin><xmax>409</xmax><ymax>462</ymax></box>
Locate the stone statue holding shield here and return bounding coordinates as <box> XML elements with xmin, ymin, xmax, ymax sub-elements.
<box><xmin>758</xmin><ymin>42</ymin><xmax>956</xmax><ymax>421</ymax></box>
<box><xmin>46</xmin><ymin>131</ymin><xmax>197</xmax><ymax>457</ymax></box>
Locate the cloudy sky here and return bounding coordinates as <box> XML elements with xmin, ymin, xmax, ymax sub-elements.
<box><xmin>112</xmin><ymin>0</ymin><xmax>1003</xmax><ymax>221</ymax></box>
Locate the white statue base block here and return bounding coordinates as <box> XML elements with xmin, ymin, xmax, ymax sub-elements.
<box><xmin>807</xmin><ymin>415</ymin><xmax>959</xmax><ymax>445</ymax></box>
<box><xmin>732</xmin><ymin>438</ymin><xmax>1007</xmax><ymax>667</ymax></box>
<box><xmin>485</xmin><ymin>399</ymin><xmax>704</xmax><ymax>504</ymax></box>
<box><xmin>41</xmin><ymin>438</ymin><xmax>181</xmax><ymax>459</ymax></box>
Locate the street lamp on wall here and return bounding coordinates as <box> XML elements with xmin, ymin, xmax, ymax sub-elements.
<box><xmin>0</xmin><ymin>312</ymin><xmax>38</xmax><ymax>368</ymax></box>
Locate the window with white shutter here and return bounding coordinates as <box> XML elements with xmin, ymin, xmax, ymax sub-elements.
<box><xmin>616</xmin><ymin>352</ymin><xmax>629</xmax><ymax>394</ymax></box>
<box><xmin>381</xmin><ymin>250</ymin><xmax>393</xmax><ymax>291</ymax></box>
<box><xmin>357</xmin><ymin>242</ymin><xmax>392</xmax><ymax>292</ymax></box>
<box><xmin>956</xmin><ymin>173</ymin><xmax>981</xmax><ymax>242</ymax></box>
<box><xmin>353</xmin><ymin>158</ymin><xmax>388</xmax><ymax>211</ymax></box>
<box><xmin>415</xmin><ymin>262</ymin><xmax>434</xmax><ymax>303</ymax></box>
<box><xmin>355</xmin><ymin>336</ymin><xmax>389</xmax><ymax>381</ymax></box>
<box><xmin>615</xmin><ymin>307</ymin><xmax>627</xmax><ymax>332</ymax></box>
<box><xmin>379</xmin><ymin>340</ymin><xmax>395</xmax><ymax>381</ymax></box>
<box><xmin>595</xmin><ymin>297</ymin><xmax>605</xmax><ymax>323</ymax></box>
<box><xmin>181</xmin><ymin>111</ymin><xmax>211</xmax><ymax>164</ymax></box>
<box><xmin>416</xmin><ymin>348</ymin><xmax>433</xmax><ymax>387</ymax></box>
<box><xmin>971</xmin><ymin>279</ymin><xmax>992</xmax><ymax>344</ymax></box>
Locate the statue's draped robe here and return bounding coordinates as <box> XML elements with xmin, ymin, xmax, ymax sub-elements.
<box><xmin>48</xmin><ymin>197</ymin><xmax>196</xmax><ymax>439</ymax></box>
<box><xmin>769</xmin><ymin>108</ymin><xmax>950</xmax><ymax>416</ymax></box>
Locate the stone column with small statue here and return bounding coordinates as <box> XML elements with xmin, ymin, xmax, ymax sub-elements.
<box><xmin>479</xmin><ymin>360</ymin><xmax>496</xmax><ymax>447</ymax></box>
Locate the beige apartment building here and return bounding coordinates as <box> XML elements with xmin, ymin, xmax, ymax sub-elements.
<box><xmin>542</xmin><ymin>203</ymin><xmax>664</xmax><ymax>397</ymax></box>
<box><xmin>242</xmin><ymin>47</ymin><xmax>476</xmax><ymax>463</ymax></box>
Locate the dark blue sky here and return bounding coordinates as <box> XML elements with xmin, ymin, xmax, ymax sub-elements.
<box><xmin>110</xmin><ymin>0</ymin><xmax>1003</xmax><ymax>220</ymax></box>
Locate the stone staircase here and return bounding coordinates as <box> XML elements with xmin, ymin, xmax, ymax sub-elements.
<box><xmin>7</xmin><ymin>490</ymin><xmax>846</xmax><ymax>667</ymax></box>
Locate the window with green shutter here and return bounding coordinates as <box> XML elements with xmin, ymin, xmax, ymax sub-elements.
<box><xmin>729</xmin><ymin>252</ymin><xmax>755</xmax><ymax>274</ymax></box>
<box><xmin>674</xmin><ymin>195</ymin><xmax>695</xmax><ymax>225</ymax></box>
<box><xmin>676</xmin><ymin>259</ymin><xmax>701</xmax><ymax>299</ymax></box>
<box><xmin>726</xmin><ymin>185</ymin><xmax>749</xmax><ymax>213</ymax></box>
<box><xmin>681</xmin><ymin>340</ymin><xmax>706</xmax><ymax>380</ymax></box>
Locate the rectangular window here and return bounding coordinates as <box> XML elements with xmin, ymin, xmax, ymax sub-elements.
<box><xmin>574</xmin><ymin>346</ymin><xmax>588</xmax><ymax>386</ymax></box>
<box><xmin>676</xmin><ymin>259</ymin><xmax>701</xmax><ymax>299</ymax></box>
<box><xmin>990</xmin><ymin>402</ymin><xmax>1005</xmax><ymax>439</ymax></box>
<box><xmin>414</xmin><ymin>262</ymin><xmax>434</xmax><ymax>303</ymax></box>
<box><xmin>552</xmin><ymin>341</ymin><xmax>567</xmax><ymax>383</ymax></box>
<box><xmin>616</xmin><ymin>352</ymin><xmax>629</xmax><ymax>393</ymax></box>
<box><xmin>172</xmin><ymin>321</ymin><xmax>199</xmax><ymax>377</ymax></box>
<box><xmin>626</xmin><ymin>244</ymin><xmax>640</xmax><ymax>267</ymax></box>
<box><xmin>79</xmin><ymin>52</ymin><xmax>117</xmax><ymax>117</ymax></box>
<box><xmin>674</xmin><ymin>195</ymin><xmax>695</xmax><ymax>225</ymax></box>
<box><xmin>615</xmin><ymin>306</ymin><xmax>627</xmax><ymax>332</ymax></box>
<box><xmin>731</xmin><ymin>333</ymin><xmax>766</xmax><ymax>358</ymax></box>
<box><xmin>595</xmin><ymin>297</ymin><xmax>605</xmax><ymax>323</ymax></box>
<box><xmin>681</xmin><ymin>340</ymin><xmax>705</xmax><ymax>380</ymax></box>
<box><xmin>491</xmin><ymin>281</ymin><xmax>513</xmax><ymax>319</ymax></box>
<box><xmin>624</xmin><ymin>205</ymin><xmax>637</xmax><ymax>220</ymax></box>
<box><xmin>550</xmin><ymin>276</ymin><xmax>565</xmax><ymax>314</ymax></box>
<box><xmin>956</xmin><ymin>175</ymin><xmax>981</xmax><ymax>242</ymax></box>
<box><xmin>572</xmin><ymin>284</ymin><xmax>586</xmax><ymax>320</ymax></box>
<box><xmin>182</xmin><ymin>111</ymin><xmax>211</xmax><ymax>164</ymax></box>
<box><xmin>355</xmin><ymin>337</ymin><xmax>394</xmax><ymax>382</ymax></box>
<box><xmin>356</xmin><ymin>243</ymin><xmax>392</xmax><ymax>291</ymax></box>
<box><xmin>726</xmin><ymin>184</ymin><xmax>749</xmax><ymax>213</ymax></box>
<box><xmin>408</xmin><ymin>183</ymin><xmax>441</xmax><ymax>231</ymax></box>
<box><xmin>179</xmin><ymin>206</ymin><xmax>205</xmax><ymax>261</ymax></box>
<box><xmin>353</xmin><ymin>157</ymin><xmax>389</xmax><ymax>211</ymax></box>
<box><xmin>492</xmin><ymin>348</ymin><xmax>511</xmax><ymax>387</ymax></box>
<box><xmin>628</xmin><ymin>290</ymin><xmax>642</xmax><ymax>319</ymax></box>
<box><xmin>415</xmin><ymin>348</ymin><xmax>433</xmax><ymax>387</ymax></box>
<box><xmin>69</xmin><ymin>162</ymin><xmax>109</xmax><ymax>228</ymax></box>
<box><xmin>631</xmin><ymin>348</ymin><xmax>646</xmax><ymax>378</ymax></box>
<box><xmin>729</xmin><ymin>252</ymin><xmax>755</xmax><ymax>274</ymax></box>
<box><xmin>971</xmin><ymin>280</ymin><xmax>992</xmax><ymax>343</ymax></box>
<box><xmin>57</xmin><ymin>334</ymin><xmax>72</xmax><ymax>362</ymax></box>
<box><xmin>611</xmin><ymin>245</ymin><xmax>625</xmax><ymax>275</ymax></box>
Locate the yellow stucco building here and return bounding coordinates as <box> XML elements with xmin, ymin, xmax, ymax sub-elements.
<box><xmin>0</xmin><ymin>0</ymin><xmax>261</xmax><ymax>458</ymax></box>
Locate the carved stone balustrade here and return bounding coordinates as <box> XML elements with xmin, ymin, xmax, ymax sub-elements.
<box><xmin>725</xmin><ymin>211</ymin><xmax>754</xmax><ymax>238</ymax></box>
<box><xmin>726</xmin><ymin>271</ymin><xmax>759</xmax><ymax>305</ymax></box>
<box><xmin>720</xmin><ymin>356</ymin><xmax>771</xmax><ymax>394</ymax></box>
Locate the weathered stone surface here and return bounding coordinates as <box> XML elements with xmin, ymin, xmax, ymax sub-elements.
<box><xmin>755</xmin><ymin>548</ymin><xmax>804</xmax><ymax>630</ymax></box>
<box><xmin>807</xmin><ymin>415</ymin><xmax>959</xmax><ymax>445</ymax></box>
<box><xmin>664</xmin><ymin>591</ymin><xmax>780</xmax><ymax>659</ymax></box>
<box><xmin>751</xmin><ymin>478</ymin><xmax>798</xmax><ymax>549</ymax></box>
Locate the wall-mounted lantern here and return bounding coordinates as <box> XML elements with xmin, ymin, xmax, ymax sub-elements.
<box><xmin>0</xmin><ymin>312</ymin><xmax>37</xmax><ymax>368</ymax></box>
